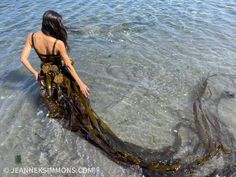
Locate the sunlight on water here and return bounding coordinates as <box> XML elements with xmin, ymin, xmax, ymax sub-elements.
<box><xmin>0</xmin><ymin>0</ymin><xmax>236</xmax><ymax>176</ymax></box>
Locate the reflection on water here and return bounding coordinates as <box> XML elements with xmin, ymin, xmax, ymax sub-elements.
<box><xmin>0</xmin><ymin>0</ymin><xmax>236</xmax><ymax>176</ymax></box>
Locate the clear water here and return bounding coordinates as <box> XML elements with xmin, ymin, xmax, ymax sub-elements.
<box><xmin>0</xmin><ymin>0</ymin><xmax>236</xmax><ymax>176</ymax></box>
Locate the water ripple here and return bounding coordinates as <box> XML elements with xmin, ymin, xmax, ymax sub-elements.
<box><xmin>1</xmin><ymin>0</ymin><xmax>236</xmax><ymax>176</ymax></box>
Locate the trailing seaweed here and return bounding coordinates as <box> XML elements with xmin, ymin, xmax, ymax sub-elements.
<box><xmin>38</xmin><ymin>63</ymin><xmax>236</xmax><ymax>177</ymax></box>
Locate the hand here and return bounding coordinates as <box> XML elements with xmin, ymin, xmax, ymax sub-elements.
<box><xmin>78</xmin><ymin>82</ymin><xmax>90</xmax><ymax>97</ymax></box>
<box><xmin>34</xmin><ymin>72</ymin><xmax>39</xmax><ymax>80</ymax></box>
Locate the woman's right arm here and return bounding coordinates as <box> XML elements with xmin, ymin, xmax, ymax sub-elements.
<box><xmin>57</xmin><ymin>40</ymin><xmax>90</xmax><ymax>97</ymax></box>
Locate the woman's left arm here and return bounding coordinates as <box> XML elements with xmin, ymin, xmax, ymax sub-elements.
<box><xmin>20</xmin><ymin>33</ymin><xmax>39</xmax><ymax>80</ymax></box>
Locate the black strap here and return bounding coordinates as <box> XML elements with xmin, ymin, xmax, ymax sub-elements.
<box><xmin>31</xmin><ymin>32</ymin><xmax>59</xmax><ymax>57</ymax></box>
<box><xmin>52</xmin><ymin>39</ymin><xmax>58</xmax><ymax>55</ymax></box>
<box><xmin>31</xmin><ymin>32</ymin><xmax>35</xmax><ymax>47</ymax></box>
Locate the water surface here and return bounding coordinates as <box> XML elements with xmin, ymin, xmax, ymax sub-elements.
<box><xmin>0</xmin><ymin>0</ymin><xmax>236</xmax><ymax>176</ymax></box>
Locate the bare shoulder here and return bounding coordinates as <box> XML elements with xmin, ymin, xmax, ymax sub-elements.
<box><xmin>56</xmin><ymin>40</ymin><xmax>65</xmax><ymax>47</ymax></box>
<box><xmin>26</xmin><ymin>32</ymin><xmax>33</xmax><ymax>39</ymax></box>
<box><xmin>26</xmin><ymin>31</ymin><xmax>40</xmax><ymax>40</ymax></box>
<box><xmin>27</xmin><ymin>31</ymin><xmax>40</xmax><ymax>38</ymax></box>
<box><xmin>56</xmin><ymin>40</ymin><xmax>66</xmax><ymax>50</ymax></box>
<box><xmin>25</xmin><ymin>32</ymin><xmax>34</xmax><ymax>46</ymax></box>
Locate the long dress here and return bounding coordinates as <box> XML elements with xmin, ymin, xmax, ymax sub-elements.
<box><xmin>31</xmin><ymin>33</ymin><xmax>228</xmax><ymax>177</ymax></box>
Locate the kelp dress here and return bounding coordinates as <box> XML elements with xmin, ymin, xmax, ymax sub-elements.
<box><xmin>32</xmin><ymin>33</ymin><xmax>232</xmax><ymax>177</ymax></box>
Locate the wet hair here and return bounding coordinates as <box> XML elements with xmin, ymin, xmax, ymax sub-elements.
<box><xmin>41</xmin><ymin>10</ymin><xmax>69</xmax><ymax>50</ymax></box>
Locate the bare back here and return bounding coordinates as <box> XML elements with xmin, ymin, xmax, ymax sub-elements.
<box><xmin>31</xmin><ymin>31</ymin><xmax>61</xmax><ymax>63</ymax></box>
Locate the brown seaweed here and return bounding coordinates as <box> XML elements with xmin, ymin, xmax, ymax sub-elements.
<box><xmin>38</xmin><ymin>63</ymin><xmax>236</xmax><ymax>177</ymax></box>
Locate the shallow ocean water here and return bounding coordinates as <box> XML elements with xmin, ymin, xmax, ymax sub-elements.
<box><xmin>0</xmin><ymin>0</ymin><xmax>236</xmax><ymax>176</ymax></box>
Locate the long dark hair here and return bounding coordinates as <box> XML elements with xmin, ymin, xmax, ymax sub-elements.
<box><xmin>41</xmin><ymin>10</ymin><xmax>69</xmax><ymax>50</ymax></box>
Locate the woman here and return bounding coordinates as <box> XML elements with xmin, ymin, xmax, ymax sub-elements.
<box><xmin>20</xmin><ymin>10</ymin><xmax>225</xmax><ymax>177</ymax></box>
<box><xmin>21</xmin><ymin>10</ymin><xmax>89</xmax><ymax>98</ymax></box>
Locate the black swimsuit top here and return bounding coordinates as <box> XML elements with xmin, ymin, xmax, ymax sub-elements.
<box><xmin>31</xmin><ymin>33</ymin><xmax>62</xmax><ymax>64</ymax></box>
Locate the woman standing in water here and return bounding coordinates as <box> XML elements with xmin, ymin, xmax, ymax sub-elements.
<box><xmin>20</xmin><ymin>10</ymin><xmax>226</xmax><ymax>177</ymax></box>
<box><xmin>21</xmin><ymin>10</ymin><xmax>89</xmax><ymax>98</ymax></box>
